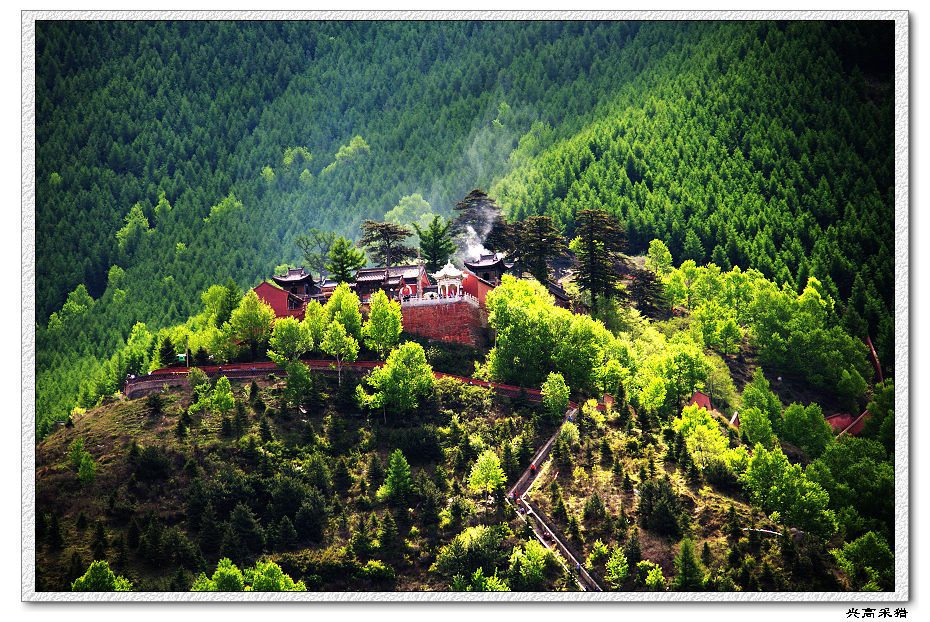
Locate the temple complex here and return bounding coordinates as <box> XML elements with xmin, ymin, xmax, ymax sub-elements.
<box><xmin>256</xmin><ymin>248</ymin><xmax>579</xmax><ymax>347</ymax></box>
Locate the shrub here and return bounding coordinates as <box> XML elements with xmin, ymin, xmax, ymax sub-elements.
<box><xmin>360</xmin><ymin>560</ymin><xmax>396</xmax><ymax>583</ymax></box>
<box><xmin>433</xmin><ymin>525</ymin><xmax>506</xmax><ymax>578</ymax></box>
<box><xmin>135</xmin><ymin>445</ymin><xmax>171</xmax><ymax>481</ymax></box>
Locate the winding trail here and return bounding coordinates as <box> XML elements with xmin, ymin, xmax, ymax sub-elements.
<box><xmin>505</xmin><ymin>408</ymin><xmax>603</xmax><ymax>592</ymax></box>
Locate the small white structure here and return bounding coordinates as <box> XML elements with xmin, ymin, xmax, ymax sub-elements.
<box><xmin>432</xmin><ymin>260</ymin><xmax>464</xmax><ymax>297</ymax></box>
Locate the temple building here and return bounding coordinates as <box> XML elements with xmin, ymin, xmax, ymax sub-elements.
<box><xmin>354</xmin><ymin>264</ymin><xmax>430</xmax><ymax>302</ymax></box>
<box><xmin>253</xmin><ymin>281</ymin><xmax>306</xmax><ymax>321</ymax></box>
<box><xmin>271</xmin><ymin>267</ymin><xmax>322</xmax><ymax>301</ymax></box>
<box><xmin>463</xmin><ymin>252</ymin><xmax>513</xmax><ymax>285</ymax></box>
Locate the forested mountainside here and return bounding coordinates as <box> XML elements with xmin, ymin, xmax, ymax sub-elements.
<box><xmin>34</xmin><ymin>20</ymin><xmax>893</xmax><ymax>436</ymax></box>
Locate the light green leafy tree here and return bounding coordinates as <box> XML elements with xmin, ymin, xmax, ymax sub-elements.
<box><xmin>324</xmin><ymin>283</ymin><xmax>363</xmax><ymax>340</ymax></box>
<box><xmin>294</xmin><ymin>228</ymin><xmax>335</xmax><ymax>282</ymax></box>
<box><xmin>362</xmin><ymin>289</ymin><xmax>403</xmax><ymax>359</ymax></box>
<box><xmin>468</xmin><ymin>449</ymin><xmax>506</xmax><ymax>496</ymax></box>
<box><xmin>738</xmin><ymin>406</ymin><xmax>775</xmax><ymax>449</ymax></box>
<box><xmin>229</xmin><ymin>290</ymin><xmax>275</xmax><ymax>361</ymax></box>
<box><xmin>508</xmin><ymin>539</ymin><xmax>560</xmax><ymax>591</ymax></box>
<box><xmin>357</xmin><ymin>341</ymin><xmax>433</xmax><ymax>422</ymax></box>
<box><xmin>780</xmin><ymin>402</ymin><xmax>834</xmax><ymax>459</ymax></box>
<box><xmin>267</xmin><ymin>316</ymin><xmax>313</xmax><ymax>364</ymax></box>
<box><xmin>604</xmin><ymin>547</ymin><xmax>629</xmax><ymax>589</ymax></box>
<box><xmin>320</xmin><ymin>320</ymin><xmax>359</xmax><ymax>387</ymax></box>
<box><xmin>645</xmin><ymin>565</ymin><xmax>666</xmax><ymax>591</ymax></box>
<box><xmin>672</xmin><ymin>404</ymin><xmax>729</xmax><ymax>468</ymax></box>
<box><xmin>384</xmin><ymin>193</ymin><xmax>435</xmax><ymax>237</ymax></box>
<box><xmin>541</xmin><ymin>372</ymin><xmax>570</xmax><ymax>421</ymax></box>
<box><xmin>302</xmin><ymin>300</ymin><xmax>327</xmax><ymax>352</ymax></box>
<box><xmin>741</xmin><ymin>443</ymin><xmax>836</xmax><ymax>537</ymax></box>
<box><xmin>71</xmin><ymin>560</ymin><xmax>133</xmax><ymax>591</ymax></box>
<box><xmin>832</xmin><ymin>531</ymin><xmax>894</xmax><ymax>591</ymax></box>
<box><xmin>244</xmin><ymin>560</ymin><xmax>307</xmax><ymax>591</ymax></box>
<box><xmin>211</xmin><ymin>376</ymin><xmax>235</xmax><ymax>416</ymax></box>
<box><xmin>646</xmin><ymin>239</ymin><xmax>673</xmax><ymax>276</ymax></box>
<box><xmin>451</xmin><ymin>567</ymin><xmax>510</xmax><ymax>592</ymax></box>
<box><xmin>191</xmin><ymin>558</ymin><xmax>307</xmax><ymax>591</ymax></box>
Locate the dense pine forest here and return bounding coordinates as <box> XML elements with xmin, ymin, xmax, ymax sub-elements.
<box><xmin>32</xmin><ymin>19</ymin><xmax>897</xmax><ymax>595</ymax></box>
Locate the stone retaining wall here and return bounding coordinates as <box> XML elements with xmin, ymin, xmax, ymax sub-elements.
<box><xmin>400</xmin><ymin>297</ymin><xmax>486</xmax><ymax>346</ymax></box>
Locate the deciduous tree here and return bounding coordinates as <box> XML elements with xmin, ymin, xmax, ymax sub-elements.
<box><xmin>320</xmin><ymin>320</ymin><xmax>359</xmax><ymax>386</ymax></box>
<box><xmin>71</xmin><ymin>560</ymin><xmax>133</xmax><ymax>591</ymax></box>
<box><xmin>362</xmin><ymin>290</ymin><xmax>403</xmax><ymax>359</ymax></box>
<box><xmin>229</xmin><ymin>290</ymin><xmax>275</xmax><ymax>361</ymax></box>
<box><xmin>357</xmin><ymin>341</ymin><xmax>434</xmax><ymax>422</ymax></box>
<box><xmin>467</xmin><ymin>449</ymin><xmax>506</xmax><ymax>496</ymax></box>
<box><xmin>295</xmin><ymin>228</ymin><xmax>336</xmax><ymax>282</ymax></box>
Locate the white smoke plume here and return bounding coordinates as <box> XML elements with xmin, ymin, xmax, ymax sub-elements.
<box><xmin>461</xmin><ymin>224</ymin><xmax>490</xmax><ymax>263</ymax></box>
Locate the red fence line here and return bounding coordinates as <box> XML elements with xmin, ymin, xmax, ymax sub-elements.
<box><xmin>126</xmin><ymin>359</ymin><xmax>551</xmax><ymax>404</ymax></box>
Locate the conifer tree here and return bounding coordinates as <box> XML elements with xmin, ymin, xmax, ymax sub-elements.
<box><xmin>568</xmin><ymin>514</ymin><xmax>584</xmax><ymax>544</ymax></box>
<box><xmin>701</xmin><ymin>542</ymin><xmax>713</xmax><ymax>567</ymax></box>
<box><xmin>67</xmin><ymin>551</ymin><xmax>85</xmax><ymax>586</ymax></box>
<box><xmin>327</xmin><ymin>236</ymin><xmax>367</xmax><ymax>283</ymax></box>
<box><xmin>367</xmin><ymin>453</ymin><xmax>385</xmax><ymax>488</ymax></box>
<box><xmin>574</xmin><ymin>208</ymin><xmax>628</xmax><ymax>315</ymax></box>
<box><xmin>48</xmin><ymin>513</ymin><xmax>63</xmax><ymax>549</ymax></box>
<box><xmin>624</xmin><ymin>528</ymin><xmax>642</xmax><ymax>567</ymax></box>
<box><xmin>259</xmin><ymin>416</ymin><xmax>273</xmax><ymax>443</ymax></box>
<box><xmin>278</xmin><ymin>516</ymin><xmax>297</xmax><ymax>551</ymax></box>
<box><xmin>413</xmin><ymin>215</ymin><xmax>456</xmax><ymax>273</ymax></box>
<box><xmin>357</xmin><ymin>220</ymin><xmax>417</xmax><ymax>268</ymax></box>
<box><xmin>91</xmin><ymin>520</ymin><xmax>108</xmax><ymax>561</ymax></box>
<box><xmin>126</xmin><ymin>517</ymin><xmax>141</xmax><ymax>550</ymax></box>
<box><xmin>450</xmin><ymin>189</ymin><xmax>502</xmax><ymax>249</ymax></box>
<box><xmin>671</xmin><ymin>539</ymin><xmax>704</xmax><ymax>591</ymax></box>
<box><xmin>334</xmin><ymin>457</ymin><xmax>352</xmax><ymax>493</ymax></box>
<box><xmin>379</xmin><ymin>511</ymin><xmax>398</xmax><ymax>550</ymax></box>
<box><xmin>515</xmin><ymin>215</ymin><xmax>567</xmax><ymax>284</ymax></box>
<box><xmin>380</xmin><ymin>449</ymin><xmax>413</xmax><ymax>505</ymax></box>
<box><xmin>199</xmin><ymin>502</ymin><xmax>222</xmax><ymax>554</ymax></box>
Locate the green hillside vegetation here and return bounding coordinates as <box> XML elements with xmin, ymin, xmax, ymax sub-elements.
<box><xmin>34</xmin><ymin>266</ymin><xmax>894</xmax><ymax>592</ymax></box>
<box><xmin>35</xmin><ymin>355</ymin><xmax>567</xmax><ymax>591</ymax></box>
<box><xmin>491</xmin><ymin>20</ymin><xmax>893</xmax><ymax>369</ymax></box>
<box><xmin>35</xmin><ymin>20</ymin><xmax>892</xmax><ymax>438</ymax></box>
<box><xmin>33</xmin><ymin>19</ymin><xmax>896</xmax><ymax>594</ymax></box>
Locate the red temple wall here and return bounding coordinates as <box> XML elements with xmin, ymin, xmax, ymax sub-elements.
<box><xmin>401</xmin><ymin>299</ymin><xmax>486</xmax><ymax>347</ymax></box>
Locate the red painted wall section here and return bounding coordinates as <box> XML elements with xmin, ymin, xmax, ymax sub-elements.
<box><xmin>253</xmin><ymin>282</ymin><xmax>305</xmax><ymax>321</ymax></box>
<box><xmin>688</xmin><ymin>391</ymin><xmax>712</xmax><ymax>411</ymax></box>
<box><xmin>462</xmin><ymin>272</ymin><xmax>494</xmax><ymax>307</ymax></box>
<box><xmin>401</xmin><ymin>299</ymin><xmax>486</xmax><ymax>346</ymax></box>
